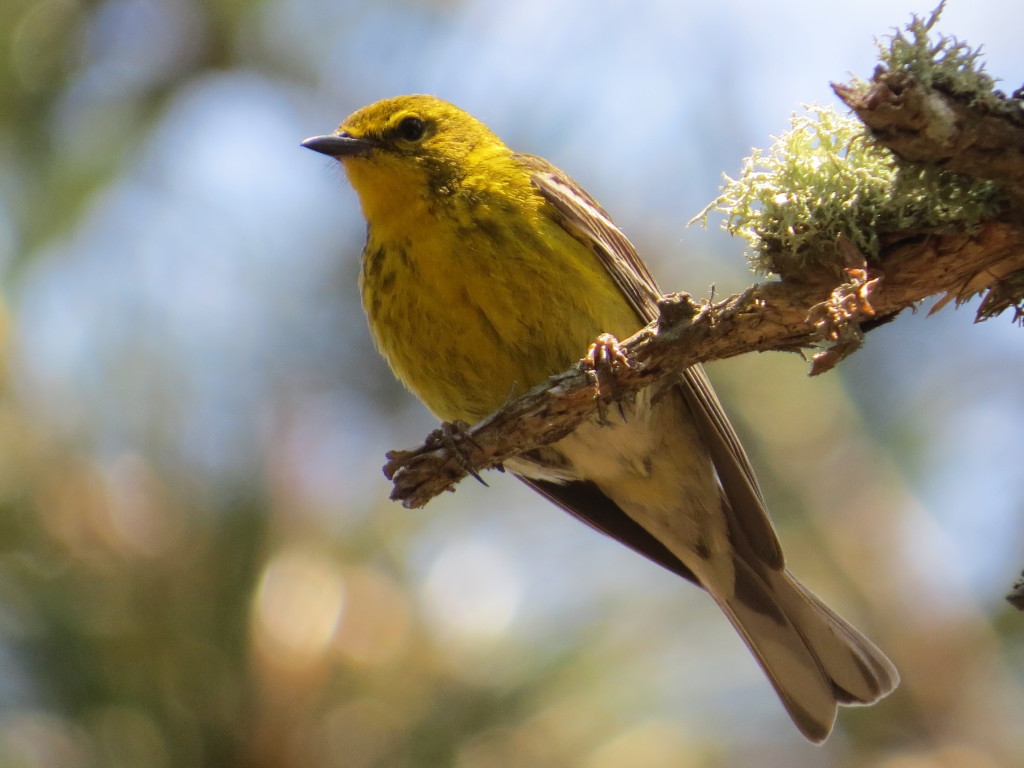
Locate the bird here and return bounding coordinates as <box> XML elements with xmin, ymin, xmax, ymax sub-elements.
<box><xmin>302</xmin><ymin>94</ymin><xmax>898</xmax><ymax>741</ymax></box>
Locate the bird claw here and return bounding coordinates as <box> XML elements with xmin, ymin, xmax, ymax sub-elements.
<box><xmin>428</xmin><ymin>420</ymin><xmax>489</xmax><ymax>486</ymax></box>
<box><xmin>583</xmin><ymin>333</ymin><xmax>632</xmax><ymax>422</ymax></box>
<box><xmin>585</xmin><ymin>331</ymin><xmax>633</xmax><ymax>377</ymax></box>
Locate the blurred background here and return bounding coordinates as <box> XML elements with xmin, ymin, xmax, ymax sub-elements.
<box><xmin>1</xmin><ymin>0</ymin><xmax>1023</xmax><ymax>766</ymax></box>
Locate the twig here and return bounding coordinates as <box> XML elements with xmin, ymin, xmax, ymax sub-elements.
<box><xmin>385</xmin><ymin>221</ymin><xmax>1024</xmax><ymax>508</ymax></box>
<box><xmin>833</xmin><ymin>73</ymin><xmax>1024</xmax><ymax>190</ymax></box>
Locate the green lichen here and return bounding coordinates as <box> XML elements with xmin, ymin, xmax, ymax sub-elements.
<box><xmin>694</xmin><ymin>105</ymin><xmax>1002</xmax><ymax>277</ymax></box>
<box><xmin>693</xmin><ymin>4</ymin><xmax>1008</xmax><ymax>279</ymax></box>
<box><xmin>875</xmin><ymin>1</ymin><xmax>1000</xmax><ymax>107</ymax></box>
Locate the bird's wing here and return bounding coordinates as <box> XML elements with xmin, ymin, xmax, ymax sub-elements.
<box><xmin>523</xmin><ymin>476</ymin><xmax>701</xmax><ymax>585</ymax></box>
<box><xmin>515</xmin><ymin>152</ymin><xmax>784</xmax><ymax>570</ymax></box>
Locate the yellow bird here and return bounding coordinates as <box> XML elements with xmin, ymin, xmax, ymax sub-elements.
<box><xmin>302</xmin><ymin>94</ymin><xmax>897</xmax><ymax>741</ymax></box>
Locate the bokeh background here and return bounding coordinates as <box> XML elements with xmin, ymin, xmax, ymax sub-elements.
<box><xmin>1</xmin><ymin>0</ymin><xmax>1023</xmax><ymax>766</ymax></box>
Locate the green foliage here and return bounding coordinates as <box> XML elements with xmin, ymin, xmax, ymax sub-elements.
<box><xmin>694</xmin><ymin>105</ymin><xmax>1003</xmax><ymax>278</ymax></box>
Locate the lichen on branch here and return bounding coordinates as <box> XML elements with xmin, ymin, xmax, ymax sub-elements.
<box><xmin>832</xmin><ymin>2</ymin><xmax>1024</xmax><ymax>191</ymax></box>
<box><xmin>872</xmin><ymin>1</ymin><xmax>998</xmax><ymax>101</ymax></box>
<box><xmin>691</xmin><ymin>104</ymin><xmax>1004</xmax><ymax>280</ymax></box>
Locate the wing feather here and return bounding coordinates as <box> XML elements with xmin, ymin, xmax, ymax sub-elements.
<box><xmin>521</xmin><ymin>477</ymin><xmax>701</xmax><ymax>585</ymax></box>
<box><xmin>516</xmin><ymin>152</ymin><xmax>784</xmax><ymax>570</ymax></box>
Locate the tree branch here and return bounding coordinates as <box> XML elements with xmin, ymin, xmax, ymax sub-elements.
<box><xmin>833</xmin><ymin>74</ymin><xmax>1024</xmax><ymax>190</ymax></box>
<box><xmin>385</xmin><ymin>221</ymin><xmax>1024</xmax><ymax>508</ymax></box>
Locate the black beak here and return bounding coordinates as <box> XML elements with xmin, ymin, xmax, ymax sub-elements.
<box><xmin>301</xmin><ymin>132</ymin><xmax>375</xmax><ymax>158</ymax></box>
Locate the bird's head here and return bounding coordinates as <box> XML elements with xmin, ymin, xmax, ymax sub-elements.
<box><xmin>303</xmin><ymin>95</ymin><xmax>516</xmax><ymax>222</ymax></box>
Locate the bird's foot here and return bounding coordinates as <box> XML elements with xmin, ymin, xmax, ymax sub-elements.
<box><xmin>583</xmin><ymin>333</ymin><xmax>633</xmax><ymax>423</ymax></box>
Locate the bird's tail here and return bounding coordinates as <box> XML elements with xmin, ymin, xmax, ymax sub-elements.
<box><xmin>708</xmin><ymin>554</ymin><xmax>898</xmax><ymax>742</ymax></box>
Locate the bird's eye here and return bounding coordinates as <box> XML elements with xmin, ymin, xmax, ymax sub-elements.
<box><xmin>397</xmin><ymin>116</ymin><xmax>426</xmax><ymax>142</ymax></box>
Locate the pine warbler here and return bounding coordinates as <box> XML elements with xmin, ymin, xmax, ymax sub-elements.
<box><xmin>302</xmin><ymin>94</ymin><xmax>897</xmax><ymax>741</ymax></box>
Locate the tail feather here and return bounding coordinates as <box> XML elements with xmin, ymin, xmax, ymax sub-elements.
<box><xmin>710</xmin><ymin>556</ymin><xmax>897</xmax><ymax>743</ymax></box>
<box><xmin>783</xmin><ymin>576</ymin><xmax>899</xmax><ymax>704</ymax></box>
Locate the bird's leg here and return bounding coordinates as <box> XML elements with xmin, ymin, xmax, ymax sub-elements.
<box><xmin>583</xmin><ymin>332</ymin><xmax>633</xmax><ymax>424</ymax></box>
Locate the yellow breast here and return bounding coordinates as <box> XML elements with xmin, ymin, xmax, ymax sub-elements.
<box><xmin>359</xmin><ymin>200</ymin><xmax>641</xmax><ymax>423</ymax></box>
